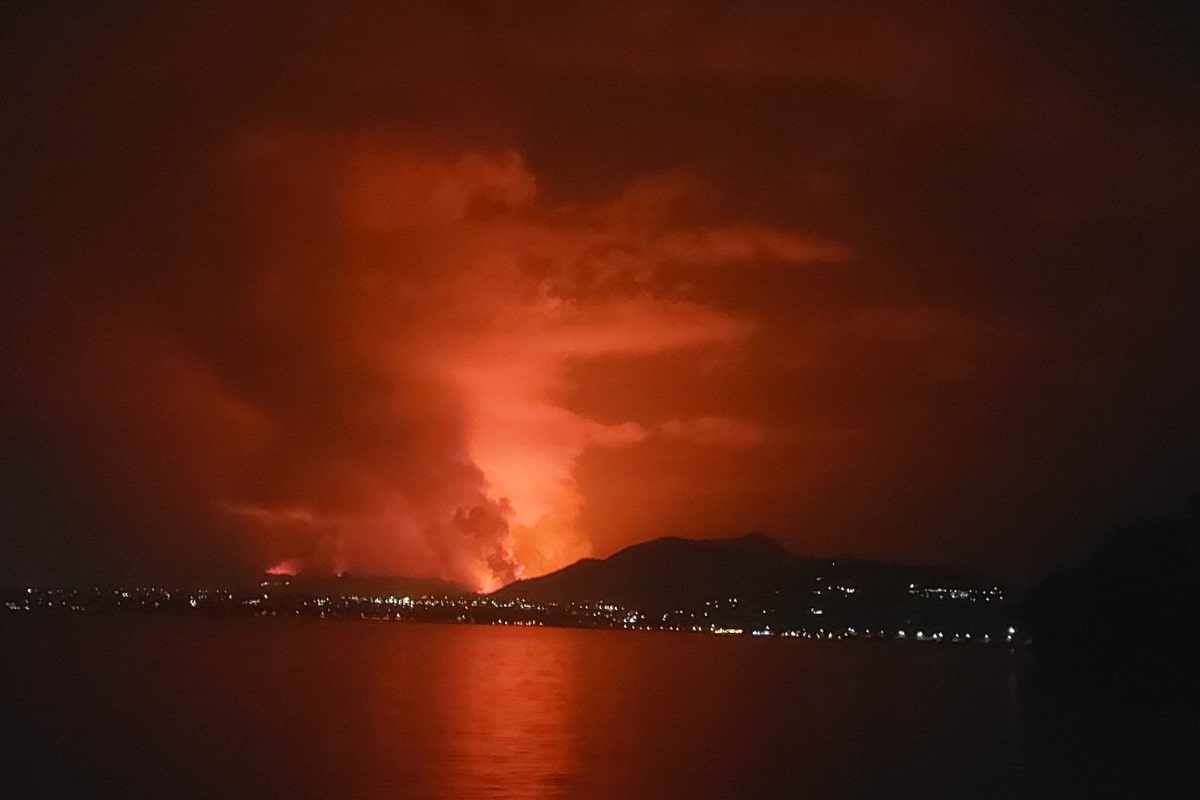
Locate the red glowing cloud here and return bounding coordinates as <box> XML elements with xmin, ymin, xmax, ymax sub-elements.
<box><xmin>3</xmin><ymin>3</ymin><xmax>1196</xmax><ymax>589</ymax></box>
<box><xmin>215</xmin><ymin>133</ymin><xmax>845</xmax><ymax>590</ymax></box>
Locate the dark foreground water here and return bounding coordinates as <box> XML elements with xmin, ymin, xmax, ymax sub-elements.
<box><xmin>1</xmin><ymin>616</ymin><xmax>1192</xmax><ymax>799</ymax></box>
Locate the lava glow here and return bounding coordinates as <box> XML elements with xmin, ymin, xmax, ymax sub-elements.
<box><xmin>218</xmin><ymin>138</ymin><xmax>840</xmax><ymax>591</ymax></box>
<box><xmin>5</xmin><ymin>3</ymin><xmax>1197</xmax><ymax>590</ymax></box>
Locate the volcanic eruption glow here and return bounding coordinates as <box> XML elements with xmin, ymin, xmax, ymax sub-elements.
<box><xmin>5</xmin><ymin>3</ymin><xmax>1197</xmax><ymax>592</ymax></box>
<box><xmin>222</xmin><ymin>135</ymin><xmax>840</xmax><ymax>591</ymax></box>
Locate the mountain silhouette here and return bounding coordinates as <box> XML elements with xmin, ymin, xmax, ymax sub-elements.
<box><xmin>490</xmin><ymin>533</ymin><xmax>980</xmax><ymax>614</ymax></box>
<box><xmin>491</xmin><ymin>533</ymin><xmax>807</xmax><ymax>610</ymax></box>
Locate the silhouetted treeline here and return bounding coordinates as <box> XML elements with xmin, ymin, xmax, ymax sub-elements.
<box><xmin>1021</xmin><ymin>508</ymin><xmax>1200</xmax><ymax>699</ymax></box>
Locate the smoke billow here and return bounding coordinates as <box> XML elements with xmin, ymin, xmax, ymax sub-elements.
<box><xmin>4</xmin><ymin>3</ymin><xmax>1196</xmax><ymax>588</ymax></box>
<box><xmin>198</xmin><ymin>130</ymin><xmax>836</xmax><ymax>589</ymax></box>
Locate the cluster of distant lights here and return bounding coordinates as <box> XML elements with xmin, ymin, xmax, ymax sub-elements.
<box><xmin>711</xmin><ymin>627</ymin><xmax>999</xmax><ymax>640</ymax></box>
<box><xmin>907</xmin><ymin>583</ymin><xmax>1005</xmax><ymax>602</ymax></box>
<box><xmin>4</xmin><ymin>586</ymin><xmax>236</xmax><ymax>613</ymax></box>
<box><xmin>5</xmin><ymin>585</ymin><xmax>1020</xmax><ymax>644</ymax></box>
<box><xmin>683</xmin><ymin>624</ymin><xmax>1016</xmax><ymax>643</ymax></box>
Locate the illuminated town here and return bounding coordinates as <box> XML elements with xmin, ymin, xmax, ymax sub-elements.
<box><xmin>2</xmin><ymin>575</ymin><xmax>1020</xmax><ymax>644</ymax></box>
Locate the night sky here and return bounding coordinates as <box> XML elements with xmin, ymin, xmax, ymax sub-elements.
<box><xmin>2</xmin><ymin>2</ymin><xmax>1197</xmax><ymax>589</ymax></box>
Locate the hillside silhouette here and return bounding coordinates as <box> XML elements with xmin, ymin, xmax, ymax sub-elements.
<box><xmin>1021</xmin><ymin>510</ymin><xmax>1200</xmax><ymax>690</ymax></box>
<box><xmin>491</xmin><ymin>533</ymin><xmax>992</xmax><ymax>616</ymax></box>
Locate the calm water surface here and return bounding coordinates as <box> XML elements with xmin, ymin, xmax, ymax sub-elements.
<box><xmin>0</xmin><ymin>615</ymin><xmax>1187</xmax><ymax>798</ymax></box>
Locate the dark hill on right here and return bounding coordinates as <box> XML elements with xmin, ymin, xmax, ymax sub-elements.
<box><xmin>1021</xmin><ymin>509</ymin><xmax>1200</xmax><ymax>697</ymax></box>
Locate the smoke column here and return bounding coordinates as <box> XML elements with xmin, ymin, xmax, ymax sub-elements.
<box><xmin>218</xmin><ymin>131</ymin><xmax>840</xmax><ymax>589</ymax></box>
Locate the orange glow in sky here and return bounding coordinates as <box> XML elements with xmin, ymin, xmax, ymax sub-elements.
<box><xmin>198</xmin><ymin>138</ymin><xmax>847</xmax><ymax>591</ymax></box>
<box><xmin>4</xmin><ymin>3</ymin><xmax>1196</xmax><ymax>588</ymax></box>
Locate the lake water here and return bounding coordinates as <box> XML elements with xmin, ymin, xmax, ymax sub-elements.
<box><xmin>0</xmin><ymin>616</ymin><xmax>1191</xmax><ymax>798</ymax></box>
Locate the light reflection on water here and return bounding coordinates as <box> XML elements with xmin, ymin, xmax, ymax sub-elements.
<box><xmin>428</xmin><ymin>625</ymin><xmax>582</xmax><ymax>798</ymax></box>
<box><xmin>2</xmin><ymin>616</ymin><xmax>1054</xmax><ymax>799</ymax></box>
